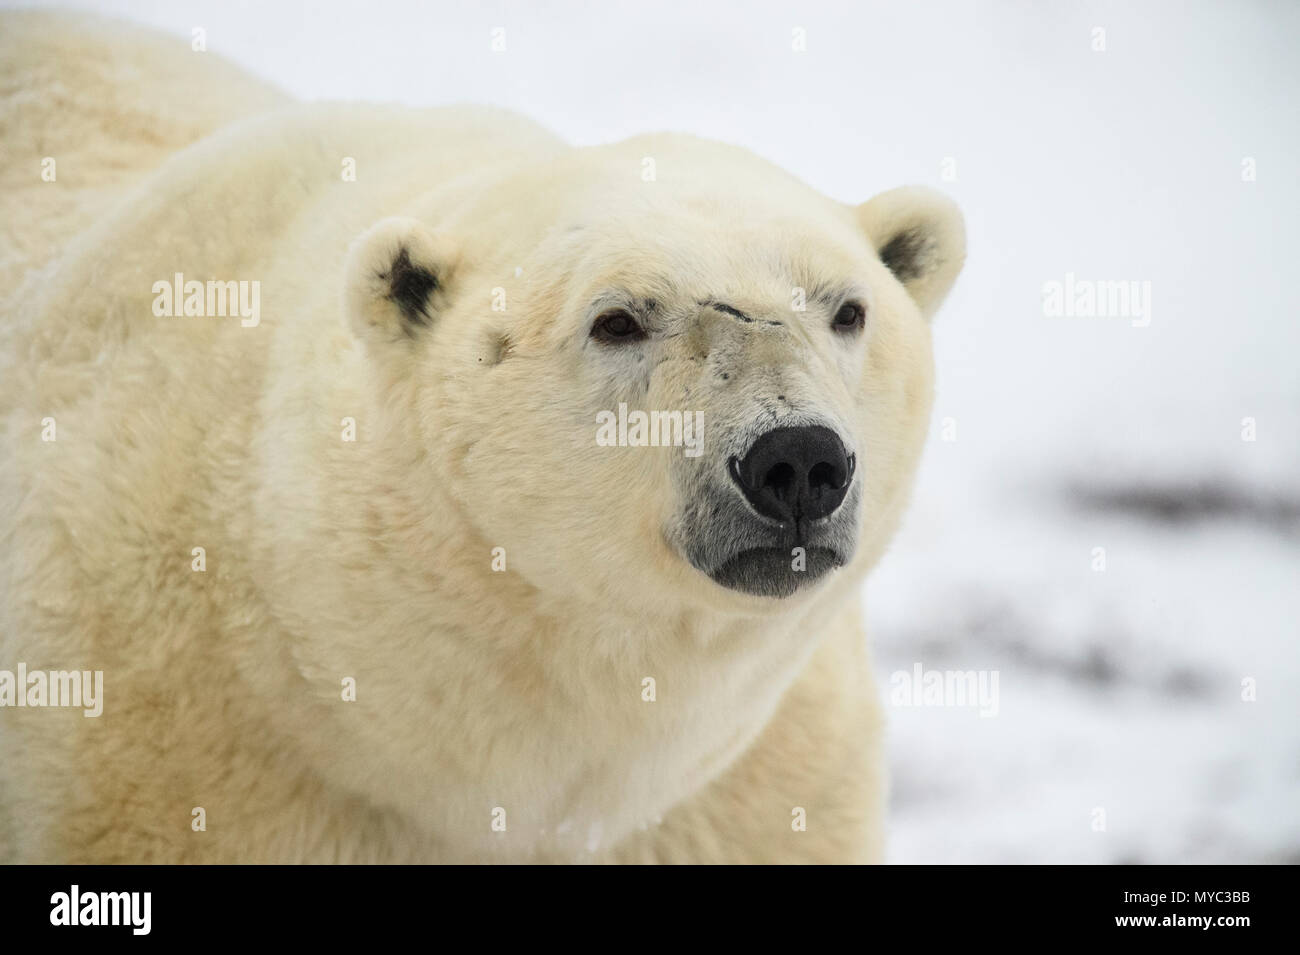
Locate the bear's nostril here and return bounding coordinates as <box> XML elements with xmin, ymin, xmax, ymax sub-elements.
<box><xmin>763</xmin><ymin>462</ymin><xmax>797</xmax><ymax>502</ymax></box>
<box><xmin>809</xmin><ymin>453</ymin><xmax>854</xmax><ymax>492</ymax></box>
<box><xmin>808</xmin><ymin>461</ymin><xmax>837</xmax><ymax>490</ymax></box>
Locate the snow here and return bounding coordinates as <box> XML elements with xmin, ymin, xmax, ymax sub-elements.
<box><xmin>13</xmin><ymin>0</ymin><xmax>1298</xmax><ymax>862</ymax></box>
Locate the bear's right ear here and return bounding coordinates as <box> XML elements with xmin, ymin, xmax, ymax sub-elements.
<box><xmin>344</xmin><ymin>217</ymin><xmax>458</xmax><ymax>345</ymax></box>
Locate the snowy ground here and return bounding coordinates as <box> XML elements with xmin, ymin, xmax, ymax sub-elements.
<box><xmin>16</xmin><ymin>0</ymin><xmax>1298</xmax><ymax>862</ymax></box>
<box><xmin>872</xmin><ymin>474</ymin><xmax>1300</xmax><ymax>863</ymax></box>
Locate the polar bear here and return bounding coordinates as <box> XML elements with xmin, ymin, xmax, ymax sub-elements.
<box><xmin>0</xmin><ymin>12</ymin><xmax>963</xmax><ymax>863</ymax></box>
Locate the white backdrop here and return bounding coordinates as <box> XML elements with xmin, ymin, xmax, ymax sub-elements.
<box><xmin>16</xmin><ymin>0</ymin><xmax>1299</xmax><ymax>862</ymax></box>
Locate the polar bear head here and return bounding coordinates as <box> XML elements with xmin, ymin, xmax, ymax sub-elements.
<box><xmin>343</xmin><ymin>136</ymin><xmax>963</xmax><ymax>617</ymax></box>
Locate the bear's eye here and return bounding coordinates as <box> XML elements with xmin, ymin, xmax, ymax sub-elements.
<box><xmin>831</xmin><ymin>301</ymin><xmax>866</xmax><ymax>333</ymax></box>
<box><xmin>590</xmin><ymin>308</ymin><xmax>646</xmax><ymax>344</ymax></box>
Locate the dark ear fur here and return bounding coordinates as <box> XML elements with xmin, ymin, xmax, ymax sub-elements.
<box><xmin>856</xmin><ymin>186</ymin><xmax>965</xmax><ymax>319</ymax></box>
<box><xmin>345</xmin><ymin>217</ymin><xmax>458</xmax><ymax>343</ymax></box>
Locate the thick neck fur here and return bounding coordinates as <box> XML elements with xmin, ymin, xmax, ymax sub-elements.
<box><xmin>240</xmin><ymin>350</ymin><xmax>855</xmax><ymax>858</ymax></box>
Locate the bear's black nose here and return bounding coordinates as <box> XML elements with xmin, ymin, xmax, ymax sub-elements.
<box><xmin>728</xmin><ymin>425</ymin><xmax>855</xmax><ymax>524</ymax></box>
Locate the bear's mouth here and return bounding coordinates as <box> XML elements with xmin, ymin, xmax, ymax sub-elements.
<box><xmin>667</xmin><ymin>453</ymin><xmax>861</xmax><ymax>601</ymax></box>
<box><xmin>708</xmin><ymin>545</ymin><xmax>845</xmax><ymax>598</ymax></box>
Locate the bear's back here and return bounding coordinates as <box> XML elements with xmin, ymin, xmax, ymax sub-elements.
<box><xmin>0</xmin><ymin>95</ymin><xmax>566</xmax><ymax>861</ymax></box>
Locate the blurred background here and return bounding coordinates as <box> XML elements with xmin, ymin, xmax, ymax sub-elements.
<box><xmin>17</xmin><ymin>0</ymin><xmax>1298</xmax><ymax>862</ymax></box>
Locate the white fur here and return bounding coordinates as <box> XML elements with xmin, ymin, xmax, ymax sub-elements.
<box><xmin>0</xmin><ymin>12</ymin><xmax>963</xmax><ymax>863</ymax></box>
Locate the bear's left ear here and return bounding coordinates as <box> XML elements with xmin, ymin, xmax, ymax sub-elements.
<box><xmin>344</xmin><ymin>217</ymin><xmax>459</xmax><ymax>345</ymax></box>
<box><xmin>855</xmin><ymin>186</ymin><xmax>965</xmax><ymax>320</ymax></box>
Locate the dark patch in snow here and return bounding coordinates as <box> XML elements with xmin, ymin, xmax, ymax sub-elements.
<box><xmin>1065</xmin><ymin>479</ymin><xmax>1300</xmax><ymax>531</ymax></box>
<box><xmin>880</xmin><ymin>594</ymin><xmax>1214</xmax><ymax>700</ymax></box>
